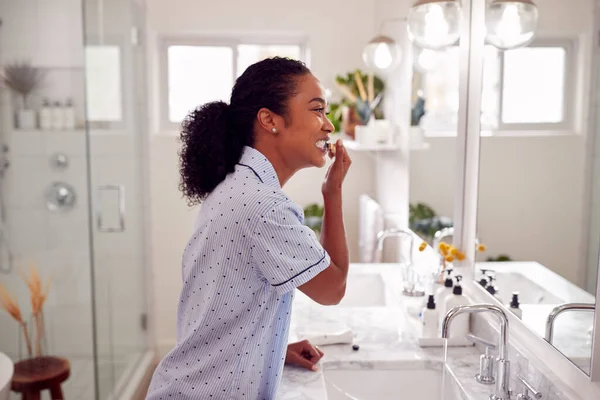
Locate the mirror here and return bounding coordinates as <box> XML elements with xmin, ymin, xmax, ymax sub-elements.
<box><xmin>473</xmin><ymin>0</ymin><xmax>598</xmax><ymax>376</ymax></box>
<box><xmin>409</xmin><ymin>43</ymin><xmax>458</xmax><ymax>270</ymax></box>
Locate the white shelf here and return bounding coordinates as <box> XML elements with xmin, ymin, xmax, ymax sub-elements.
<box><xmin>342</xmin><ymin>139</ymin><xmax>431</xmax><ymax>152</ymax></box>
<box><xmin>342</xmin><ymin>139</ymin><xmax>400</xmax><ymax>152</ymax></box>
<box><xmin>10</xmin><ymin>128</ymin><xmax>128</xmax><ymax>136</ymax></box>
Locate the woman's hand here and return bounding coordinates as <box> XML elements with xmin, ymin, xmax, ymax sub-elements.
<box><xmin>284</xmin><ymin>340</ymin><xmax>324</xmax><ymax>371</ymax></box>
<box><xmin>321</xmin><ymin>139</ymin><xmax>352</xmax><ymax>198</ymax></box>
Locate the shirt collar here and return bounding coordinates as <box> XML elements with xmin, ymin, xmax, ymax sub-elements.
<box><xmin>237</xmin><ymin>146</ymin><xmax>281</xmax><ymax>190</ymax></box>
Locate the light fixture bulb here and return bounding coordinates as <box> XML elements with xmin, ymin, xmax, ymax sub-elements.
<box><xmin>362</xmin><ymin>35</ymin><xmax>402</xmax><ymax>71</ymax></box>
<box><xmin>485</xmin><ymin>0</ymin><xmax>538</xmax><ymax>50</ymax></box>
<box><xmin>407</xmin><ymin>0</ymin><xmax>462</xmax><ymax>50</ymax></box>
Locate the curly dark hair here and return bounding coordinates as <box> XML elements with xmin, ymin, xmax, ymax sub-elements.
<box><xmin>178</xmin><ymin>57</ymin><xmax>311</xmax><ymax>206</ymax></box>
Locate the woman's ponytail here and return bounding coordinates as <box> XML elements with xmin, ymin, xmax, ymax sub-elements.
<box><xmin>178</xmin><ymin>101</ymin><xmax>246</xmax><ymax>205</ymax></box>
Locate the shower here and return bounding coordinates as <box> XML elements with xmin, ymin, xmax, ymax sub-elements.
<box><xmin>0</xmin><ymin>0</ymin><xmax>152</xmax><ymax>398</ymax></box>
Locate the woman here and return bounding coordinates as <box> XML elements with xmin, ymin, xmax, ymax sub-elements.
<box><xmin>147</xmin><ymin>57</ymin><xmax>351</xmax><ymax>399</ymax></box>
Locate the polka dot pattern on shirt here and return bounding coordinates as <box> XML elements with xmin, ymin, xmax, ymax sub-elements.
<box><xmin>147</xmin><ymin>146</ymin><xmax>330</xmax><ymax>400</ymax></box>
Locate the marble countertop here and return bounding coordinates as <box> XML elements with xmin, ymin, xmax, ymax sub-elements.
<box><xmin>277</xmin><ymin>264</ymin><xmax>494</xmax><ymax>400</ymax></box>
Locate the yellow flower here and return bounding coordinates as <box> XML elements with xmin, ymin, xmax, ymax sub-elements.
<box><xmin>445</xmin><ymin>255</ymin><xmax>454</xmax><ymax>263</ymax></box>
<box><xmin>477</xmin><ymin>244</ymin><xmax>486</xmax><ymax>252</ymax></box>
<box><xmin>450</xmin><ymin>247</ymin><xmax>458</xmax><ymax>256</ymax></box>
<box><xmin>456</xmin><ymin>251</ymin><xmax>466</xmax><ymax>261</ymax></box>
<box><xmin>418</xmin><ymin>241</ymin><xmax>427</xmax><ymax>252</ymax></box>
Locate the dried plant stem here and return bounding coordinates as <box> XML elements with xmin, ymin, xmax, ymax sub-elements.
<box><xmin>34</xmin><ymin>314</ymin><xmax>41</xmax><ymax>356</ymax></box>
<box><xmin>19</xmin><ymin>320</ymin><xmax>33</xmax><ymax>358</ymax></box>
<box><xmin>38</xmin><ymin>311</ymin><xmax>46</xmax><ymax>353</ymax></box>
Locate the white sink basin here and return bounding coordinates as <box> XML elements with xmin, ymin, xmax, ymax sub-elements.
<box><xmin>493</xmin><ymin>272</ymin><xmax>563</xmax><ymax>304</ymax></box>
<box><xmin>336</xmin><ymin>273</ymin><xmax>386</xmax><ymax>307</ymax></box>
<box><xmin>324</xmin><ymin>368</ymin><xmax>458</xmax><ymax>400</ymax></box>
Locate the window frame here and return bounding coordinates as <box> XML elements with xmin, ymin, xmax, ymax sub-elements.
<box><xmin>421</xmin><ymin>37</ymin><xmax>578</xmax><ymax>137</ymax></box>
<box><xmin>496</xmin><ymin>37</ymin><xmax>577</xmax><ymax>133</ymax></box>
<box><xmin>158</xmin><ymin>35</ymin><xmax>308</xmax><ymax>132</ymax></box>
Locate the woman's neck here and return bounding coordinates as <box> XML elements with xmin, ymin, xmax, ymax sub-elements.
<box><xmin>253</xmin><ymin>142</ymin><xmax>296</xmax><ymax>188</ymax></box>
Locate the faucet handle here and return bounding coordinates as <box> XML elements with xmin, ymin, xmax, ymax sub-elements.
<box><xmin>466</xmin><ymin>334</ymin><xmax>496</xmax><ymax>385</ymax></box>
<box><xmin>516</xmin><ymin>374</ymin><xmax>542</xmax><ymax>399</ymax></box>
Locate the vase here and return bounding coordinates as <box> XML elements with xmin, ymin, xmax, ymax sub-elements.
<box><xmin>16</xmin><ymin>109</ymin><xmax>36</xmax><ymax>130</ymax></box>
<box><xmin>26</xmin><ymin>312</ymin><xmax>48</xmax><ymax>358</ymax></box>
<box><xmin>341</xmin><ymin>106</ymin><xmax>364</xmax><ymax>140</ymax></box>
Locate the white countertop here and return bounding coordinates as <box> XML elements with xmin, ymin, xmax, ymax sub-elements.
<box><xmin>277</xmin><ymin>264</ymin><xmax>490</xmax><ymax>400</ymax></box>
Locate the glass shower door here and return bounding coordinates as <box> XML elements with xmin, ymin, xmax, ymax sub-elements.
<box><xmin>82</xmin><ymin>0</ymin><xmax>149</xmax><ymax>398</ymax></box>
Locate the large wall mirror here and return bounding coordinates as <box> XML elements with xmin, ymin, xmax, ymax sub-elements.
<box><xmin>472</xmin><ymin>0</ymin><xmax>599</xmax><ymax>376</ymax></box>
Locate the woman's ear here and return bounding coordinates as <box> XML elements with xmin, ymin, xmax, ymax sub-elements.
<box><xmin>257</xmin><ymin>108</ymin><xmax>278</xmax><ymax>134</ymax></box>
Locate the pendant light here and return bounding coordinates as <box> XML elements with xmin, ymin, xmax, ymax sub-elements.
<box><xmin>362</xmin><ymin>35</ymin><xmax>402</xmax><ymax>72</ymax></box>
<box><xmin>407</xmin><ymin>0</ymin><xmax>462</xmax><ymax>50</ymax></box>
<box><xmin>485</xmin><ymin>0</ymin><xmax>539</xmax><ymax>50</ymax></box>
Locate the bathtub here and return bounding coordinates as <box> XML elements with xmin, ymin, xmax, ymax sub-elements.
<box><xmin>0</xmin><ymin>352</ymin><xmax>13</xmax><ymax>400</ymax></box>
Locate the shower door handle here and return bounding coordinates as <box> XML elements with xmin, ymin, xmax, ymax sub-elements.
<box><xmin>96</xmin><ymin>184</ymin><xmax>126</xmax><ymax>232</ymax></box>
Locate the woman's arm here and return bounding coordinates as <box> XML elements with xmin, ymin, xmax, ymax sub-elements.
<box><xmin>298</xmin><ymin>140</ymin><xmax>351</xmax><ymax>305</ymax></box>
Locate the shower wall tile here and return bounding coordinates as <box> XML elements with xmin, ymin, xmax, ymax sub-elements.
<box><xmin>2</xmin><ymin>156</ymin><xmax>48</xmax><ymax>209</ymax></box>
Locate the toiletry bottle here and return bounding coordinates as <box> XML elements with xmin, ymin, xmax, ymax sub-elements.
<box><xmin>443</xmin><ymin>276</ymin><xmax>470</xmax><ymax>338</ymax></box>
<box><xmin>435</xmin><ymin>269</ymin><xmax>454</xmax><ymax>311</ymax></box>
<box><xmin>508</xmin><ymin>292</ymin><xmax>522</xmax><ymax>319</ymax></box>
<box><xmin>52</xmin><ymin>101</ymin><xmax>64</xmax><ymax>130</ymax></box>
<box><xmin>64</xmin><ymin>98</ymin><xmax>76</xmax><ymax>130</ymax></box>
<box><xmin>421</xmin><ymin>295</ymin><xmax>439</xmax><ymax>338</ymax></box>
<box><xmin>39</xmin><ymin>98</ymin><xmax>52</xmax><ymax>130</ymax></box>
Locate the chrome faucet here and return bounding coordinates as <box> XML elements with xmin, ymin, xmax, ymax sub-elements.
<box><xmin>545</xmin><ymin>303</ymin><xmax>595</xmax><ymax>344</ymax></box>
<box><xmin>376</xmin><ymin>228</ymin><xmax>423</xmax><ymax>297</ymax></box>
<box><xmin>433</xmin><ymin>226</ymin><xmax>481</xmax><ymax>251</ymax></box>
<box><xmin>442</xmin><ymin>304</ymin><xmax>511</xmax><ymax>400</ymax></box>
<box><xmin>376</xmin><ymin>228</ymin><xmax>414</xmax><ymax>265</ymax></box>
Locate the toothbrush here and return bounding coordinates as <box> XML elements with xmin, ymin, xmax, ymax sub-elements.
<box><xmin>326</xmin><ymin>142</ymin><xmax>336</xmax><ymax>155</ymax></box>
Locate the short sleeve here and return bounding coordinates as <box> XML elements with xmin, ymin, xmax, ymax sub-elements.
<box><xmin>251</xmin><ymin>201</ymin><xmax>331</xmax><ymax>295</ymax></box>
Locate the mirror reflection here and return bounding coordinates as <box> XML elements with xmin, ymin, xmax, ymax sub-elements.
<box><xmin>474</xmin><ymin>0</ymin><xmax>598</xmax><ymax>376</ymax></box>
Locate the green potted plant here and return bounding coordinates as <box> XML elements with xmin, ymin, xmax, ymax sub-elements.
<box><xmin>409</xmin><ymin>202</ymin><xmax>453</xmax><ymax>245</ymax></box>
<box><xmin>303</xmin><ymin>203</ymin><xmax>324</xmax><ymax>237</ymax></box>
<box><xmin>331</xmin><ymin>69</ymin><xmax>385</xmax><ymax>138</ymax></box>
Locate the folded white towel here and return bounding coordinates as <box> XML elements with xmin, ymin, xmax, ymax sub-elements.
<box><xmin>297</xmin><ymin>323</ymin><xmax>354</xmax><ymax>346</ymax></box>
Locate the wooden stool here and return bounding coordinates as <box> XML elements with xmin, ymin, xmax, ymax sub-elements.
<box><xmin>11</xmin><ymin>356</ymin><xmax>70</xmax><ymax>400</ymax></box>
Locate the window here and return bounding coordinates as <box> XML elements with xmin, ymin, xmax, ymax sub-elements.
<box><xmin>414</xmin><ymin>39</ymin><xmax>575</xmax><ymax>135</ymax></box>
<box><xmin>501</xmin><ymin>46</ymin><xmax>567</xmax><ymax>126</ymax></box>
<box><xmin>160</xmin><ymin>39</ymin><xmax>306</xmax><ymax>128</ymax></box>
<box><xmin>85</xmin><ymin>45</ymin><xmax>123</xmax><ymax>124</ymax></box>
<box><xmin>167</xmin><ymin>46</ymin><xmax>234</xmax><ymax>123</ymax></box>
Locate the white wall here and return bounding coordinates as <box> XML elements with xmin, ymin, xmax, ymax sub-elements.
<box><xmin>411</xmin><ymin>0</ymin><xmax>595</xmax><ymax>287</ymax></box>
<box><xmin>145</xmin><ymin>0</ymin><xmax>385</xmax><ymax>353</ymax></box>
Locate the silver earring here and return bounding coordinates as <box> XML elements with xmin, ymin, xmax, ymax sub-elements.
<box><xmin>271</xmin><ymin>128</ymin><xmax>277</xmax><ymax>133</ymax></box>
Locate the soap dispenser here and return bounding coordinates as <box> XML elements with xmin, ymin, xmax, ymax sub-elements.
<box><xmin>421</xmin><ymin>295</ymin><xmax>439</xmax><ymax>338</ymax></box>
<box><xmin>508</xmin><ymin>292</ymin><xmax>522</xmax><ymax>319</ymax></box>
<box><xmin>435</xmin><ymin>269</ymin><xmax>454</xmax><ymax>310</ymax></box>
<box><xmin>442</xmin><ymin>275</ymin><xmax>470</xmax><ymax>338</ymax></box>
